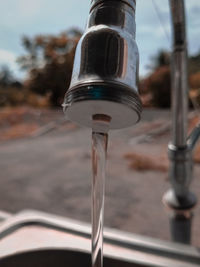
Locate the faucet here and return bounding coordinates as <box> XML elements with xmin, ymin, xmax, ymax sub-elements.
<box><xmin>63</xmin><ymin>0</ymin><xmax>200</xmax><ymax>245</ymax></box>
<box><xmin>63</xmin><ymin>0</ymin><xmax>142</xmax><ymax>131</ymax></box>
<box><xmin>163</xmin><ymin>0</ymin><xmax>199</xmax><ymax>244</ymax></box>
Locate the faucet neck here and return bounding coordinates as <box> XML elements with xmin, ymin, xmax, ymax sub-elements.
<box><xmin>90</xmin><ymin>0</ymin><xmax>136</xmax><ymax>11</ymax></box>
<box><xmin>88</xmin><ymin>0</ymin><xmax>136</xmax><ymax>37</ymax></box>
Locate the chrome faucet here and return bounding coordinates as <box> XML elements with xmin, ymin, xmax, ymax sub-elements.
<box><xmin>163</xmin><ymin>0</ymin><xmax>199</xmax><ymax>244</ymax></box>
<box><xmin>63</xmin><ymin>0</ymin><xmax>142</xmax><ymax>130</ymax></box>
<box><xmin>63</xmin><ymin>0</ymin><xmax>200</xmax><ymax>245</ymax></box>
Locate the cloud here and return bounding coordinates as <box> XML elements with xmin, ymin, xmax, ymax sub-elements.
<box><xmin>0</xmin><ymin>49</ymin><xmax>23</xmax><ymax>79</ymax></box>
<box><xmin>0</xmin><ymin>49</ymin><xmax>16</xmax><ymax>66</ymax></box>
<box><xmin>0</xmin><ymin>0</ymin><xmax>199</xmax><ymax>79</ymax></box>
<box><xmin>17</xmin><ymin>0</ymin><xmax>44</xmax><ymax>19</ymax></box>
<box><xmin>0</xmin><ymin>0</ymin><xmax>44</xmax><ymax>28</ymax></box>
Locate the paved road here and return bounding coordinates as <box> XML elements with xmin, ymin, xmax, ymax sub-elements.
<box><xmin>1</xmin><ymin>109</ymin><xmax>200</xmax><ymax>247</ymax></box>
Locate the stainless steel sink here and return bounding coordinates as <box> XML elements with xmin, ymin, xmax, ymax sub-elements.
<box><xmin>0</xmin><ymin>249</ymin><xmax>145</xmax><ymax>267</ymax></box>
<box><xmin>0</xmin><ymin>210</ymin><xmax>199</xmax><ymax>267</ymax></box>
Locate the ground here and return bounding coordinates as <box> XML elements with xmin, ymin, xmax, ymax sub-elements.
<box><xmin>0</xmin><ymin>107</ymin><xmax>200</xmax><ymax>247</ymax></box>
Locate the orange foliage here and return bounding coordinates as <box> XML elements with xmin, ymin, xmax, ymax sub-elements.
<box><xmin>0</xmin><ymin>123</ymin><xmax>38</xmax><ymax>141</ymax></box>
<box><xmin>124</xmin><ymin>152</ymin><xmax>168</xmax><ymax>172</ymax></box>
<box><xmin>190</xmin><ymin>71</ymin><xmax>200</xmax><ymax>89</ymax></box>
<box><xmin>18</xmin><ymin>29</ymin><xmax>82</xmax><ymax>106</ymax></box>
<box><xmin>140</xmin><ymin>66</ymin><xmax>171</xmax><ymax>108</ymax></box>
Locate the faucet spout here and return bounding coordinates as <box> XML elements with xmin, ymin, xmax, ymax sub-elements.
<box><xmin>63</xmin><ymin>0</ymin><xmax>142</xmax><ymax>130</ymax></box>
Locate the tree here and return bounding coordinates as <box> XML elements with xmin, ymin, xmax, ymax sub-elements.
<box><xmin>143</xmin><ymin>66</ymin><xmax>171</xmax><ymax>108</ymax></box>
<box><xmin>188</xmin><ymin>52</ymin><xmax>200</xmax><ymax>75</ymax></box>
<box><xmin>140</xmin><ymin>49</ymin><xmax>200</xmax><ymax>108</ymax></box>
<box><xmin>0</xmin><ymin>66</ymin><xmax>15</xmax><ymax>88</ymax></box>
<box><xmin>18</xmin><ymin>29</ymin><xmax>82</xmax><ymax>106</ymax></box>
<box><xmin>148</xmin><ymin>50</ymin><xmax>170</xmax><ymax>71</ymax></box>
<box><xmin>140</xmin><ymin>50</ymin><xmax>171</xmax><ymax>108</ymax></box>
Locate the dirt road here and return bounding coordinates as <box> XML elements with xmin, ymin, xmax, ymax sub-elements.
<box><xmin>1</xmin><ymin>109</ymin><xmax>200</xmax><ymax>247</ymax></box>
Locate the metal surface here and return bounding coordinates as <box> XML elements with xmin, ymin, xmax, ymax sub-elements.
<box><xmin>0</xmin><ymin>210</ymin><xmax>200</xmax><ymax>266</ymax></box>
<box><xmin>63</xmin><ymin>0</ymin><xmax>142</xmax><ymax>129</ymax></box>
<box><xmin>167</xmin><ymin>0</ymin><xmax>191</xmax><ymax>198</ymax></box>
<box><xmin>170</xmin><ymin>0</ymin><xmax>188</xmax><ymax>147</ymax></box>
<box><xmin>164</xmin><ymin>0</ymin><xmax>199</xmax><ymax>244</ymax></box>
<box><xmin>170</xmin><ymin>212</ymin><xmax>193</xmax><ymax>244</ymax></box>
<box><xmin>167</xmin><ymin>144</ymin><xmax>193</xmax><ymax>198</ymax></box>
<box><xmin>163</xmin><ymin>189</ymin><xmax>196</xmax><ymax>244</ymax></box>
<box><xmin>90</xmin><ymin>0</ymin><xmax>136</xmax><ymax>11</ymax></box>
<box><xmin>0</xmin><ymin>211</ymin><xmax>11</xmax><ymax>223</ymax></box>
<box><xmin>187</xmin><ymin>123</ymin><xmax>200</xmax><ymax>150</ymax></box>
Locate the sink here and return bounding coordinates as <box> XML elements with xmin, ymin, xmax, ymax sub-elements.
<box><xmin>0</xmin><ymin>210</ymin><xmax>199</xmax><ymax>267</ymax></box>
<box><xmin>0</xmin><ymin>249</ymin><xmax>142</xmax><ymax>267</ymax></box>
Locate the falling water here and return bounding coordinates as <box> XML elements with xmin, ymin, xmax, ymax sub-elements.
<box><xmin>91</xmin><ymin>115</ymin><xmax>110</xmax><ymax>267</ymax></box>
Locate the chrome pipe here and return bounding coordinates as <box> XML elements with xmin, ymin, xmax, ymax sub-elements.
<box><xmin>167</xmin><ymin>0</ymin><xmax>192</xmax><ymax>198</ymax></box>
<box><xmin>163</xmin><ymin>0</ymin><xmax>197</xmax><ymax>244</ymax></box>
<box><xmin>170</xmin><ymin>0</ymin><xmax>188</xmax><ymax>147</ymax></box>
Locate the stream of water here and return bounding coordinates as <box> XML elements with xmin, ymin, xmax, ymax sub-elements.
<box><xmin>91</xmin><ymin>115</ymin><xmax>109</xmax><ymax>267</ymax></box>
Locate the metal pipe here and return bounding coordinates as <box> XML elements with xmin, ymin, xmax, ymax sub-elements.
<box><xmin>163</xmin><ymin>0</ymin><xmax>197</xmax><ymax>244</ymax></box>
<box><xmin>166</xmin><ymin>0</ymin><xmax>192</xmax><ymax>199</ymax></box>
<box><xmin>167</xmin><ymin>0</ymin><xmax>193</xmax><ymax>198</ymax></box>
<box><xmin>170</xmin><ymin>0</ymin><xmax>188</xmax><ymax>147</ymax></box>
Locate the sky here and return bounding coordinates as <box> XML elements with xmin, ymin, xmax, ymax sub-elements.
<box><xmin>0</xmin><ymin>0</ymin><xmax>200</xmax><ymax>80</ymax></box>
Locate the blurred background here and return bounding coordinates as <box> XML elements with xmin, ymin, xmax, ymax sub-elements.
<box><xmin>1</xmin><ymin>0</ymin><xmax>200</xmax><ymax>246</ymax></box>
